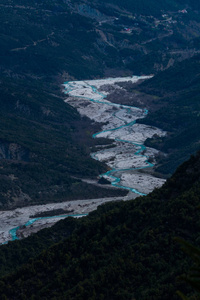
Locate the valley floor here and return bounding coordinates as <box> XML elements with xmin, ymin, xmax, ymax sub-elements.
<box><xmin>64</xmin><ymin>76</ymin><xmax>166</xmax><ymax>196</ymax></box>
<box><xmin>0</xmin><ymin>75</ymin><xmax>167</xmax><ymax>244</ymax></box>
<box><xmin>0</xmin><ymin>195</ymin><xmax>130</xmax><ymax>244</ymax></box>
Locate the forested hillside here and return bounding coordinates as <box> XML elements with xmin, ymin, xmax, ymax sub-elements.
<box><xmin>0</xmin><ymin>77</ymin><xmax>127</xmax><ymax>208</ymax></box>
<box><xmin>137</xmin><ymin>54</ymin><xmax>200</xmax><ymax>175</ymax></box>
<box><xmin>1</xmin><ymin>0</ymin><xmax>200</xmax><ymax>298</ymax></box>
<box><xmin>2</xmin><ymin>0</ymin><xmax>200</xmax><ymax>79</ymax></box>
<box><xmin>0</xmin><ymin>151</ymin><xmax>200</xmax><ymax>299</ymax></box>
<box><xmin>1</xmin><ymin>0</ymin><xmax>200</xmax><ymax>205</ymax></box>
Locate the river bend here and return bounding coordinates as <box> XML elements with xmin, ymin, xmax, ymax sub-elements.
<box><xmin>64</xmin><ymin>76</ymin><xmax>166</xmax><ymax>197</ymax></box>
<box><xmin>0</xmin><ymin>76</ymin><xmax>166</xmax><ymax>245</ymax></box>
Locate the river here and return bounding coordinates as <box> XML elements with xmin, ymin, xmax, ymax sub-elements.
<box><xmin>64</xmin><ymin>75</ymin><xmax>166</xmax><ymax>196</ymax></box>
<box><xmin>8</xmin><ymin>213</ymin><xmax>88</xmax><ymax>242</ymax></box>
<box><xmin>1</xmin><ymin>75</ymin><xmax>166</xmax><ymax>244</ymax></box>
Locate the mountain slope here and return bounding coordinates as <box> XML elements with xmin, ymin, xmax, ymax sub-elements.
<box><xmin>0</xmin><ymin>0</ymin><xmax>200</xmax><ymax>298</ymax></box>
<box><xmin>136</xmin><ymin>54</ymin><xmax>200</xmax><ymax>175</ymax></box>
<box><xmin>0</xmin><ymin>151</ymin><xmax>200</xmax><ymax>299</ymax></box>
<box><xmin>1</xmin><ymin>0</ymin><xmax>200</xmax><ymax>206</ymax></box>
<box><xmin>2</xmin><ymin>0</ymin><xmax>200</xmax><ymax>80</ymax></box>
<box><xmin>0</xmin><ymin>78</ymin><xmax>127</xmax><ymax>208</ymax></box>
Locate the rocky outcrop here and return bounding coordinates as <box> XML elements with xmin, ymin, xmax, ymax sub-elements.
<box><xmin>0</xmin><ymin>140</ymin><xmax>30</xmax><ymax>161</ymax></box>
<box><xmin>77</xmin><ymin>4</ymin><xmax>105</xmax><ymax>21</ymax></box>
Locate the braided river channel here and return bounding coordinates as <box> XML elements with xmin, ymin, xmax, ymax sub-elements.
<box><xmin>64</xmin><ymin>75</ymin><xmax>166</xmax><ymax>197</ymax></box>
<box><xmin>0</xmin><ymin>75</ymin><xmax>166</xmax><ymax>245</ymax></box>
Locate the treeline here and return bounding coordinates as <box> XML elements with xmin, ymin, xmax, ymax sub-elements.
<box><xmin>1</xmin><ymin>151</ymin><xmax>200</xmax><ymax>298</ymax></box>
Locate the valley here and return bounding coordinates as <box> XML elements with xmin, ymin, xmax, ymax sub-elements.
<box><xmin>64</xmin><ymin>76</ymin><xmax>166</xmax><ymax>196</ymax></box>
<box><xmin>0</xmin><ymin>75</ymin><xmax>167</xmax><ymax>244</ymax></box>
<box><xmin>1</xmin><ymin>0</ymin><xmax>200</xmax><ymax>298</ymax></box>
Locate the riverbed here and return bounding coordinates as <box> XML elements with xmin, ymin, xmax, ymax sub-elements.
<box><xmin>64</xmin><ymin>75</ymin><xmax>166</xmax><ymax>196</ymax></box>
<box><xmin>0</xmin><ymin>75</ymin><xmax>166</xmax><ymax>245</ymax></box>
<box><xmin>0</xmin><ymin>196</ymin><xmax>123</xmax><ymax>244</ymax></box>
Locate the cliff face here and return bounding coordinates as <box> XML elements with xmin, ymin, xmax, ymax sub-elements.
<box><xmin>0</xmin><ymin>141</ymin><xmax>30</xmax><ymax>161</ymax></box>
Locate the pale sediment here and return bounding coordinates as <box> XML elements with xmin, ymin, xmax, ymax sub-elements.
<box><xmin>0</xmin><ymin>197</ymin><xmax>124</xmax><ymax>244</ymax></box>
<box><xmin>0</xmin><ymin>76</ymin><xmax>167</xmax><ymax>245</ymax></box>
<box><xmin>64</xmin><ymin>76</ymin><xmax>167</xmax><ymax>196</ymax></box>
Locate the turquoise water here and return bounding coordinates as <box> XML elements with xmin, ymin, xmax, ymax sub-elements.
<box><xmin>5</xmin><ymin>77</ymin><xmax>152</xmax><ymax>244</ymax></box>
<box><xmin>64</xmin><ymin>78</ymin><xmax>154</xmax><ymax>196</ymax></box>
<box><xmin>8</xmin><ymin>213</ymin><xmax>88</xmax><ymax>242</ymax></box>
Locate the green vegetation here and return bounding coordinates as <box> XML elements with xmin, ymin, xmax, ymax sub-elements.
<box><xmin>0</xmin><ymin>0</ymin><xmax>200</xmax><ymax>298</ymax></box>
<box><xmin>1</xmin><ymin>0</ymin><xmax>200</xmax><ymax>205</ymax></box>
<box><xmin>138</xmin><ymin>54</ymin><xmax>200</xmax><ymax>175</ymax></box>
<box><xmin>0</xmin><ymin>217</ymin><xmax>79</xmax><ymax>277</ymax></box>
<box><xmin>177</xmin><ymin>239</ymin><xmax>200</xmax><ymax>300</ymax></box>
<box><xmin>0</xmin><ymin>151</ymin><xmax>200</xmax><ymax>298</ymax></box>
<box><xmin>0</xmin><ymin>0</ymin><xmax>105</xmax><ymax>79</ymax></box>
<box><xmin>0</xmin><ymin>77</ymin><xmax>127</xmax><ymax>208</ymax></box>
<box><xmin>1</xmin><ymin>0</ymin><xmax>200</xmax><ymax>80</ymax></box>
<box><xmin>96</xmin><ymin>0</ymin><xmax>185</xmax><ymax>15</ymax></box>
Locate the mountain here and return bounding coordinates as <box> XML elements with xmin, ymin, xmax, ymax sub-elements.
<box><xmin>2</xmin><ymin>0</ymin><xmax>200</xmax><ymax>80</ymax></box>
<box><xmin>135</xmin><ymin>54</ymin><xmax>200</xmax><ymax>175</ymax></box>
<box><xmin>1</xmin><ymin>0</ymin><xmax>200</xmax><ymax>206</ymax></box>
<box><xmin>0</xmin><ymin>77</ymin><xmax>128</xmax><ymax>208</ymax></box>
<box><xmin>0</xmin><ymin>150</ymin><xmax>200</xmax><ymax>299</ymax></box>
<box><xmin>1</xmin><ymin>0</ymin><xmax>200</xmax><ymax>298</ymax></box>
